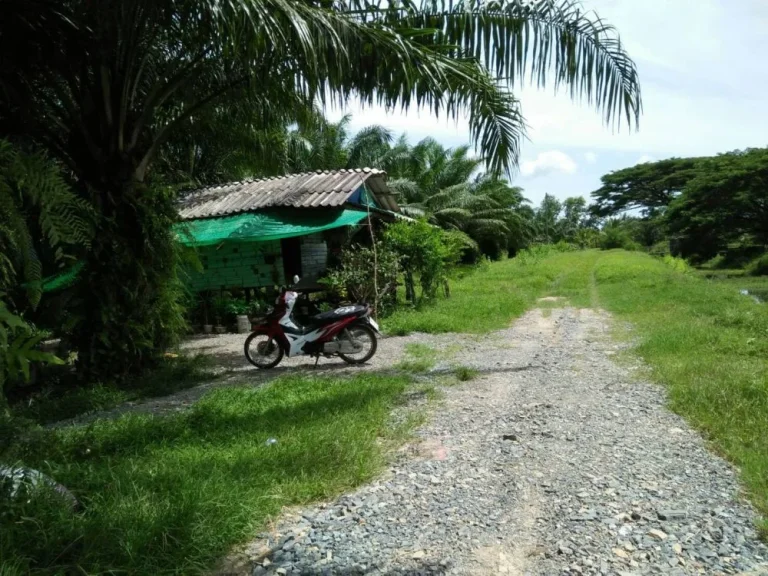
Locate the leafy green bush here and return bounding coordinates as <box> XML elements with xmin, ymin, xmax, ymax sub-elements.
<box><xmin>747</xmin><ymin>253</ymin><xmax>768</xmax><ymax>276</ymax></box>
<box><xmin>573</xmin><ymin>228</ymin><xmax>602</xmax><ymax>249</ymax></box>
<box><xmin>383</xmin><ymin>220</ymin><xmax>461</xmax><ymax>303</ymax></box>
<box><xmin>649</xmin><ymin>240</ymin><xmax>670</xmax><ymax>256</ymax></box>
<box><xmin>599</xmin><ymin>226</ymin><xmax>641</xmax><ymax>251</ymax></box>
<box><xmin>1</xmin><ymin>302</ymin><xmax>64</xmax><ymax>413</ymax></box>
<box><xmin>662</xmin><ymin>255</ymin><xmax>691</xmax><ymax>274</ymax></box>
<box><xmin>442</xmin><ymin>229</ymin><xmax>481</xmax><ymax>264</ymax></box>
<box><xmin>322</xmin><ymin>242</ymin><xmax>400</xmax><ymax>315</ymax></box>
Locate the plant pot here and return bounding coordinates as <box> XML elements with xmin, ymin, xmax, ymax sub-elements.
<box><xmin>235</xmin><ymin>314</ymin><xmax>251</xmax><ymax>334</ymax></box>
<box><xmin>203</xmin><ymin>324</ymin><xmax>213</xmax><ymax>334</ymax></box>
<box><xmin>214</xmin><ymin>325</ymin><xmax>226</xmax><ymax>334</ymax></box>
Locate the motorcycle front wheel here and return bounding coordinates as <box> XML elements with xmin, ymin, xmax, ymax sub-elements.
<box><xmin>338</xmin><ymin>323</ymin><xmax>377</xmax><ymax>365</ymax></box>
<box><xmin>244</xmin><ymin>333</ymin><xmax>284</xmax><ymax>369</ymax></box>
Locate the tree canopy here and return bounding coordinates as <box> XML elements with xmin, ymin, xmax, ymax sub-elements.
<box><xmin>590</xmin><ymin>158</ymin><xmax>702</xmax><ymax>217</ymax></box>
<box><xmin>667</xmin><ymin>148</ymin><xmax>768</xmax><ymax>261</ymax></box>
<box><xmin>589</xmin><ymin>147</ymin><xmax>768</xmax><ymax>262</ymax></box>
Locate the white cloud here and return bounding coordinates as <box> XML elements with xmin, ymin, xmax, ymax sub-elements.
<box><xmin>520</xmin><ymin>151</ymin><xmax>578</xmax><ymax>178</ymax></box>
<box><xmin>637</xmin><ymin>155</ymin><xmax>656</xmax><ymax>164</ymax></box>
<box><xmin>584</xmin><ymin>152</ymin><xmax>598</xmax><ymax>164</ymax></box>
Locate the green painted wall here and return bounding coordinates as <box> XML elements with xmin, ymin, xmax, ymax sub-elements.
<box><xmin>187</xmin><ymin>240</ymin><xmax>284</xmax><ymax>291</ymax></box>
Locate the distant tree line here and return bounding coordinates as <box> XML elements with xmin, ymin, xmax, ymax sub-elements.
<box><xmin>589</xmin><ymin>148</ymin><xmax>768</xmax><ymax>266</ymax></box>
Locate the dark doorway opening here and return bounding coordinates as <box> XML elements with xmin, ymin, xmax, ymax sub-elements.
<box><xmin>281</xmin><ymin>237</ymin><xmax>302</xmax><ymax>282</ymax></box>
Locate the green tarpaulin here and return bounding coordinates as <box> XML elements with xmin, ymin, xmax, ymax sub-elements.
<box><xmin>176</xmin><ymin>208</ymin><xmax>368</xmax><ymax>247</ymax></box>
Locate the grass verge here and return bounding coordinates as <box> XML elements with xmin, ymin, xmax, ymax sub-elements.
<box><xmin>1</xmin><ymin>373</ymin><xmax>414</xmax><ymax>575</ymax></box>
<box><xmin>589</xmin><ymin>251</ymin><xmax>768</xmax><ymax>532</ymax></box>
<box><xmin>383</xmin><ymin>248</ymin><xmax>584</xmax><ymax>334</ymax></box>
<box><xmin>382</xmin><ymin>248</ymin><xmax>768</xmax><ymax>532</ymax></box>
<box><xmin>9</xmin><ymin>354</ymin><xmax>217</xmax><ymax>426</ymax></box>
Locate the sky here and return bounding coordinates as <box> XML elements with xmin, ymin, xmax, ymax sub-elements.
<box><xmin>326</xmin><ymin>0</ymin><xmax>768</xmax><ymax>207</ymax></box>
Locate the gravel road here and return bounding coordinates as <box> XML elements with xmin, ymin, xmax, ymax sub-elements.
<box><xmin>222</xmin><ymin>306</ymin><xmax>768</xmax><ymax>576</ymax></box>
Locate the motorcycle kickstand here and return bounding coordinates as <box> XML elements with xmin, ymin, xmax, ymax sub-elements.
<box><xmin>313</xmin><ymin>355</ymin><xmax>320</xmax><ymax>368</ymax></box>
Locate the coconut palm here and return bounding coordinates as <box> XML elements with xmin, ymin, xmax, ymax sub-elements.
<box><xmin>0</xmin><ymin>0</ymin><xmax>642</xmax><ymax>379</ymax></box>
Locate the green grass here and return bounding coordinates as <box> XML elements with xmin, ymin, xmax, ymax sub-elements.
<box><xmin>1</xmin><ymin>373</ymin><xmax>414</xmax><ymax>575</ymax></box>
<box><xmin>696</xmin><ymin>270</ymin><xmax>768</xmax><ymax>303</ymax></box>
<box><xmin>10</xmin><ymin>355</ymin><xmax>217</xmax><ymax>426</ymax></box>
<box><xmin>394</xmin><ymin>343</ymin><xmax>439</xmax><ymax>373</ymax></box>
<box><xmin>453</xmin><ymin>365</ymin><xmax>479</xmax><ymax>381</ymax></box>
<box><xmin>385</xmin><ymin>249</ymin><xmax>768</xmax><ymax>532</ymax></box>
<box><xmin>383</xmin><ymin>249</ymin><xmax>588</xmax><ymax>334</ymax></box>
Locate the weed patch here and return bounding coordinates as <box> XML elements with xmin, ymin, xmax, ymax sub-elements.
<box><xmin>395</xmin><ymin>343</ymin><xmax>439</xmax><ymax>373</ymax></box>
<box><xmin>453</xmin><ymin>366</ymin><xmax>479</xmax><ymax>381</ymax></box>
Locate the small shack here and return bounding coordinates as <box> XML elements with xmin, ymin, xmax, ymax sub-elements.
<box><xmin>176</xmin><ymin>168</ymin><xmax>400</xmax><ymax>292</ymax></box>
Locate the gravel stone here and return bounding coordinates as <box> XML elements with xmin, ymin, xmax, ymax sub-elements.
<box><xmin>115</xmin><ymin>307</ymin><xmax>768</xmax><ymax>576</ymax></box>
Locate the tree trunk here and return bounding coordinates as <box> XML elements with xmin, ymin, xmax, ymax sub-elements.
<box><xmin>71</xmin><ymin>180</ymin><xmax>184</xmax><ymax>382</ymax></box>
<box><xmin>404</xmin><ymin>270</ymin><xmax>415</xmax><ymax>304</ymax></box>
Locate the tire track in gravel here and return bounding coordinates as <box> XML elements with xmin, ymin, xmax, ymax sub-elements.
<box><xmin>225</xmin><ymin>306</ymin><xmax>768</xmax><ymax>576</ymax></box>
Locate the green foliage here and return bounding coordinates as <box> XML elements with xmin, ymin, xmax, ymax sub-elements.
<box><xmin>0</xmin><ymin>141</ymin><xmax>92</xmax><ymax>403</ymax></box>
<box><xmin>661</xmin><ymin>255</ymin><xmax>691</xmax><ymax>274</ymax></box>
<box><xmin>599</xmin><ymin>221</ymin><xmax>641</xmax><ymax>251</ymax></box>
<box><xmin>747</xmin><ymin>254</ymin><xmax>768</xmax><ymax>277</ymax></box>
<box><xmin>529</xmin><ymin>194</ymin><xmax>600</xmax><ymax>248</ymax></box>
<box><xmin>573</xmin><ymin>228</ymin><xmax>602</xmax><ymax>249</ymax></box>
<box><xmin>0</xmin><ymin>302</ymin><xmax>65</xmax><ymax>409</ymax></box>
<box><xmin>70</xmin><ymin>187</ymin><xmax>189</xmax><ymax>381</ymax></box>
<box><xmin>592</xmin><ymin>148</ymin><xmax>768</xmax><ymax>263</ymax></box>
<box><xmin>667</xmin><ymin>148</ymin><xmax>768</xmax><ymax>261</ymax></box>
<box><xmin>1</xmin><ymin>373</ymin><xmax>413</xmax><ymax>575</ymax></box>
<box><xmin>384</xmin><ymin>220</ymin><xmax>461</xmax><ymax>303</ymax></box>
<box><xmin>591</xmin><ymin>157</ymin><xmax>702</xmax><ymax>217</ymax></box>
<box><xmin>370</xmin><ymin>138</ymin><xmax>533</xmax><ymax>258</ymax></box>
<box><xmin>442</xmin><ymin>230</ymin><xmax>482</xmax><ymax>264</ymax></box>
<box><xmin>322</xmin><ymin>242</ymin><xmax>401</xmax><ymax>316</ymax></box>
<box><xmin>0</xmin><ymin>140</ymin><xmax>93</xmax><ymax>307</ymax></box>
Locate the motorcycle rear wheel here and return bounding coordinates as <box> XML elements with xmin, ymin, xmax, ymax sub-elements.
<box><xmin>244</xmin><ymin>333</ymin><xmax>284</xmax><ymax>369</ymax></box>
<box><xmin>338</xmin><ymin>323</ymin><xmax>377</xmax><ymax>365</ymax></box>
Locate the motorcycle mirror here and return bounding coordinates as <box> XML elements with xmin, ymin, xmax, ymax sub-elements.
<box><xmin>293</xmin><ymin>275</ymin><xmax>300</xmax><ymax>284</ymax></box>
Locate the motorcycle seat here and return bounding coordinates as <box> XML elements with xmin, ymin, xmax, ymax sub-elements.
<box><xmin>309</xmin><ymin>304</ymin><xmax>367</xmax><ymax>325</ymax></box>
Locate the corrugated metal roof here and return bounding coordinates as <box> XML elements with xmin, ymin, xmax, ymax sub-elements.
<box><xmin>177</xmin><ymin>168</ymin><xmax>399</xmax><ymax>220</ymax></box>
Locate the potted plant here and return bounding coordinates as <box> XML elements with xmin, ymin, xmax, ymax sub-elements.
<box><xmin>212</xmin><ymin>293</ymin><xmax>231</xmax><ymax>334</ymax></box>
<box><xmin>226</xmin><ymin>297</ymin><xmax>251</xmax><ymax>333</ymax></box>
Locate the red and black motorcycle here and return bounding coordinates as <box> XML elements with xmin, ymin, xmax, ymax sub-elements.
<box><xmin>244</xmin><ymin>276</ymin><xmax>380</xmax><ymax>369</ymax></box>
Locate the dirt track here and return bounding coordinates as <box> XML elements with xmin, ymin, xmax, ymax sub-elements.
<box><xmin>217</xmin><ymin>306</ymin><xmax>768</xmax><ymax>576</ymax></box>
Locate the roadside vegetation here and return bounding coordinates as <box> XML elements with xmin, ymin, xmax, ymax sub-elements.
<box><xmin>384</xmin><ymin>248</ymin><xmax>768</xmax><ymax>534</ymax></box>
<box><xmin>1</xmin><ymin>374</ymin><xmax>413</xmax><ymax>574</ymax></box>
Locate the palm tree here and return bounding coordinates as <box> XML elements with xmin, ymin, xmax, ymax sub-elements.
<box><xmin>0</xmin><ymin>0</ymin><xmax>642</xmax><ymax>379</ymax></box>
<box><xmin>382</xmin><ymin>139</ymin><xmax>534</xmax><ymax>257</ymax></box>
<box><xmin>283</xmin><ymin>113</ymin><xmax>395</xmax><ymax>173</ymax></box>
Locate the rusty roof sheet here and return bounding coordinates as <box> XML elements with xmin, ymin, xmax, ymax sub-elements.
<box><xmin>178</xmin><ymin>168</ymin><xmax>398</xmax><ymax>220</ymax></box>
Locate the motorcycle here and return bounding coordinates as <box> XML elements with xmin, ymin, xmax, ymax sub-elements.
<box><xmin>244</xmin><ymin>276</ymin><xmax>380</xmax><ymax>369</ymax></box>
